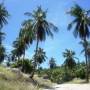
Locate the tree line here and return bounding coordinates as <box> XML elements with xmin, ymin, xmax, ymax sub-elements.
<box><xmin>0</xmin><ymin>3</ymin><xmax>90</xmax><ymax>82</ymax></box>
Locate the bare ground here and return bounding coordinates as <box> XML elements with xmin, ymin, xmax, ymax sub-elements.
<box><xmin>44</xmin><ymin>84</ymin><xmax>90</xmax><ymax>90</ymax></box>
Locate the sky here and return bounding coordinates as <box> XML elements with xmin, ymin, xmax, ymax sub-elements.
<box><xmin>0</xmin><ymin>0</ymin><xmax>90</xmax><ymax>68</ymax></box>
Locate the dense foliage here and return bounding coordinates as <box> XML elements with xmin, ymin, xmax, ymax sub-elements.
<box><xmin>37</xmin><ymin>62</ymin><xmax>86</xmax><ymax>83</ymax></box>
<box><xmin>11</xmin><ymin>59</ymin><xmax>33</xmax><ymax>74</ymax></box>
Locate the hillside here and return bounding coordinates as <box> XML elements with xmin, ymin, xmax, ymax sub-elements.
<box><xmin>0</xmin><ymin>66</ymin><xmax>52</xmax><ymax>90</ymax></box>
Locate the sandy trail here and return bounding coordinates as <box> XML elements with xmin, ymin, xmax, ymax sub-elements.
<box><xmin>44</xmin><ymin>84</ymin><xmax>90</xmax><ymax>90</ymax></box>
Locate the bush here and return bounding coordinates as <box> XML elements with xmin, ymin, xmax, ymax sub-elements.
<box><xmin>75</xmin><ymin>67</ymin><xmax>85</xmax><ymax>79</ymax></box>
<box><xmin>11</xmin><ymin>59</ymin><xmax>33</xmax><ymax>74</ymax></box>
<box><xmin>45</xmin><ymin>68</ymin><xmax>74</xmax><ymax>84</ymax></box>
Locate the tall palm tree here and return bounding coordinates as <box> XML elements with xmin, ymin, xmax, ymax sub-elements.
<box><xmin>63</xmin><ymin>49</ymin><xmax>76</xmax><ymax>69</ymax></box>
<box><xmin>0</xmin><ymin>3</ymin><xmax>9</xmax><ymax>63</ymax></box>
<box><xmin>0</xmin><ymin>45</ymin><xmax>5</xmax><ymax>63</ymax></box>
<box><xmin>0</xmin><ymin>3</ymin><xmax>9</xmax><ymax>45</ymax></box>
<box><xmin>22</xmin><ymin>6</ymin><xmax>58</xmax><ymax>78</ymax></box>
<box><xmin>68</xmin><ymin>4</ymin><xmax>90</xmax><ymax>82</ymax></box>
<box><xmin>80</xmin><ymin>40</ymin><xmax>90</xmax><ymax>74</ymax></box>
<box><xmin>49</xmin><ymin>57</ymin><xmax>56</xmax><ymax>69</ymax></box>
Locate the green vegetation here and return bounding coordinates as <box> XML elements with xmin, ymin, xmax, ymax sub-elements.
<box><xmin>0</xmin><ymin>1</ymin><xmax>90</xmax><ymax>90</ymax></box>
<box><xmin>37</xmin><ymin>61</ymin><xmax>86</xmax><ymax>84</ymax></box>
<box><xmin>49</xmin><ymin>57</ymin><xmax>56</xmax><ymax>69</ymax></box>
<box><xmin>68</xmin><ymin>4</ymin><xmax>90</xmax><ymax>82</ymax></box>
<box><xmin>0</xmin><ymin>3</ymin><xmax>9</xmax><ymax>63</ymax></box>
<box><xmin>63</xmin><ymin>49</ymin><xmax>76</xmax><ymax>69</ymax></box>
<box><xmin>0</xmin><ymin>67</ymin><xmax>36</xmax><ymax>90</ymax></box>
<box><xmin>0</xmin><ymin>66</ymin><xmax>52</xmax><ymax>90</ymax></box>
<box><xmin>11</xmin><ymin>59</ymin><xmax>33</xmax><ymax>74</ymax></box>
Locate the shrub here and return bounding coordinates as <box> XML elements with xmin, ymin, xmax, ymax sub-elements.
<box><xmin>75</xmin><ymin>67</ymin><xmax>85</xmax><ymax>79</ymax></box>
<box><xmin>11</xmin><ymin>59</ymin><xmax>33</xmax><ymax>74</ymax></box>
<box><xmin>45</xmin><ymin>68</ymin><xmax>74</xmax><ymax>84</ymax></box>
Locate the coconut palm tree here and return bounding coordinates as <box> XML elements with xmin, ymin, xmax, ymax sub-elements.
<box><xmin>0</xmin><ymin>45</ymin><xmax>5</xmax><ymax>63</ymax></box>
<box><xmin>0</xmin><ymin>3</ymin><xmax>9</xmax><ymax>63</ymax></box>
<box><xmin>19</xmin><ymin>20</ymin><xmax>34</xmax><ymax>46</ymax></box>
<box><xmin>68</xmin><ymin>4</ymin><xmax>90</xmax><ymax>82</ymax></box>
<box><xmin>12</xmin><ymin>37</ymin><xmax>29</xmax><ymax>72</ymax></box>
<box><xmin>80</xmin><ymin>40</ymin><xmax>90</xmax><ymax>74</ymax></box>
<box><xmin>22</xmin><ymin>6</ymin><xmax>58</xmax><ymax>78</ymax></box>
<box><xmin>33</xmin><ymin>48</ymin><xmax>47</xmax><ymax>68</ymax></box>
<box><xmin>63</xmin><ymin>49</ymin><xmax>76</xmax><ymax>69</ymax></box>
<box><xmin>49</xmin><ymin>57</ymin><xmax>56</xmax><ymax>69</ymax></box>
<box><xmin>0</xmin><ymin>3</ymin><xmax>9</xmax><ymax>45</ymax></box>
<box><xmin>12</xmin><ymin>37</ymin><xmax>27</xmax><ymax>61</ymax></box>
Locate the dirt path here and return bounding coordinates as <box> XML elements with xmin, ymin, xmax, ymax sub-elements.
<box><xmin>44</xmin><ymin>84</ymin><xmax>90</xmax><ymax>90</ymax></box>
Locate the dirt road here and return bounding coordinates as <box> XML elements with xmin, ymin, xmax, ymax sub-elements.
<box><xmin>44</xmin><ymin>84</ymin><xmax>90</xmax><ymax>90</ymax></box>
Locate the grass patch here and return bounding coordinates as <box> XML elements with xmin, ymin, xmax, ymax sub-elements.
<box><xmin>0</xmin><ymin>66</ymin><xmax>15</xmax><ymax>77</ymax></box>
<box><xmin>0</xmin><ymin>80</ymin><xmax>40</xmax><ymax>90</ymax></box>
<box><xmin>0</xmin><ymin>66</ymin><xmax>52</xmax><ymax>90</ymax></box>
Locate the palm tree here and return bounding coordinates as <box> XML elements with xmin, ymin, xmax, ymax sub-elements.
<box><xmin>0</xmin><ymin>45</ymin><xmax>5</xmax><ymax>63</ymax></box>
<box><xmin>0</xmin><ymin>3</ymin><xmax>9</xmax><ymax>63</ymax></box>
<box><xmin>19</xmin><ymin>20</ymin><xmax>34</xmax><ymax>46</ymax></box>
<box><xmin>63</xmin><ymin>49</ymin><xmax>76</xmax><ymax>69</ymax></box>
<box><xmin>22</xmin><ymin>6</ymin><xmax>58</xmax><ymax>78</ymax></box>
<box><xmin>12</xmin><ymin>38</ymin><xmax>28</xmax><ymax>72</ymax></box>
<box><xmin>68</xmin><ymin>4</ymin><xmax>90</xmax><ymax>82</ymax></box>
<box><xmin>80</xmin><ymin>40</ymin><xmax>90</xmax><ymax>74</ymax></box>
<box><xmin>49</xmin><ymin>57</ymin><xmax>56</xmax><ymax>69</ymax></box>
<box><xmin>0</xmin><ymin>3</ymin><xmax>9</xmax><ymax>45</ymax></box>
<box><xmin>12</xmin><ymin>37</ymin><xmax>27</xmax><ymax>61</ymax></box>
<box><xmin>33</xmin><ymin>48</ymin><xmax>47</xmax><ymax>68</ymax></box>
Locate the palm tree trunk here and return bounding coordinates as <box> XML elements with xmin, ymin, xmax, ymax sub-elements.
<box><xmin>84</xmin><ymin>38</ymin><xmax>89</xmax><ymax>83</ymax></box>
<box><xmin>0</xmin><ymin>28</ymin><xmax>2</xmax><ymax>46</ymax></box>
<box><xmin>22</xmin><ymin>49</ymin><xmax>25</xmax><ymax>73</ymax></box>
<box><xmin>30</xmin><ymin>39</ymin><xmax>39</xmax><ymax>78</ymax></box>
<box><xmin>87</xmin><ymin>55</ymin><xmax>90</xmax><ymax>75</ymax></box>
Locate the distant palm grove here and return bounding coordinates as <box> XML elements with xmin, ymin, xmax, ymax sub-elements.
<box><xmin>0</xmin><ymin>2</ymin><xmax>90</xmax><ymax>85</ymax></box>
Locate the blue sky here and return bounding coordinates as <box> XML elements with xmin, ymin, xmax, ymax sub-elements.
<box><xmin>0</xmin><ymin>0</ymin><xmax>90</xmax><ymax>68</ymax></box>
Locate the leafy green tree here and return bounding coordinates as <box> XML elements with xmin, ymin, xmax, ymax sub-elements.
<box><xmin>22</xmin><ymin>6</ymin><xmax>58</xmax><ymax>78</ymax></box>
<box><xmin>12</xmin><ymin>38</ymin><xmax>27</xmax><ymax>60</ymax></box>
<box><xmin>12</xmin><ymin>37</ymin><xmax>30</xmax><ymax>72</ymax></box>
<box><xmin>0</xmin><ymin>3</ymin><xmax>9</xmax><ymax>63</ymax></box>
<box><xmin>30</xmin><ymin>48</ymin><xmax>47</xmax><ymax>77</ymax></box>
<box><xmin>63</xmin><ymin>49</ymin><xmax>76</xmax><ymax>69</ymax></box>
<box><xmin>33</xmin><ymin>48</ymin><xmax>47</xmax><ymax>66</ymax></box>
<box><xmin>0</xmin><ymin>3</ymin><xmax>9</xmax><ymax>44</ymax></box>
<box><xmin>11</xmin><ymin>59</ymin><xmax>33</xmax><ymax>74</ymax></box>
<box><xmin>19</xmin><ymin>21</ymin><xmax>34</xmax><ymax>47</ymax></box>
<box><xmin>49</xmin><ymin>57</ymin><xmax>56</xmax><ymax>69</ymax></box>
<box><xmin>68</xmin><ymin>4</ymin><xmax>90</xmax><ymax>82</ymax></box>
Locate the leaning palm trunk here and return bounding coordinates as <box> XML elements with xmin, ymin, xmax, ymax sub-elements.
<box><xmin>22</xmin><ymin>49</ymin><xmax>25</xmax><ymax>73</ymax></box>
<box><xmin>84</xmin><ymin>38</ymin><xmax>89</xmax><ymax>83</ymax></box>
<box><xmin>30</xmin><ymin>39</ymin><xmax>39</xmax><ymax>78</ymax></box>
